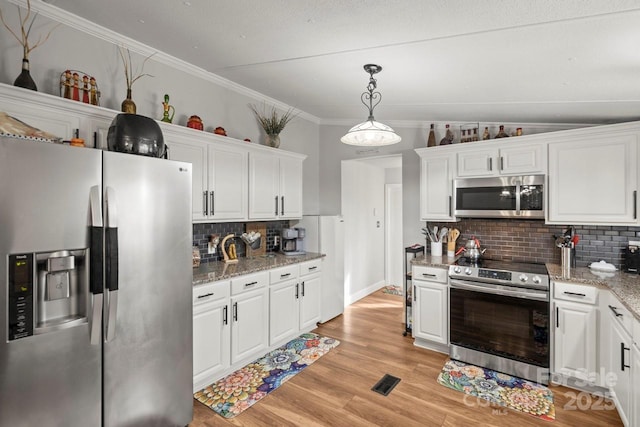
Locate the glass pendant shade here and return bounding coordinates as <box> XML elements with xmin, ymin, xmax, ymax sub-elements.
<box><xmin>340</xmin><ymin>120</ymin><xmax>401</xmax><ymax>146</ymax></box>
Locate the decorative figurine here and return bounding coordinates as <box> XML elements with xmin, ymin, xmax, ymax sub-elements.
<box><xmin>89</xmin><ymin>77</ymin><xmax>99</xmax><ymax>106</ymax></box>
<box><xmin>82</xmin><ymin>75</ymin><xmax>90</xmax><ymax>104</ymax></box>
<box><xmin>72</xmin><ymin>72</ymin><xmax>80</xmax><ymax>101</ymax></box>
<box><xmin>61</xmin><ymin>70</ymin><xmax>72</xmax><ymax>99</ymax></box>
<box><xmin>214</xmin><ymin>126</ymin><xmax>227</xmax><ymax>136</ymax></box>
<box><xmin>187</xmin><ymin>115</ymin><xmax>204</xmax><ymax>130</ymax></box>
<box><xmin>160</xmin><ymin>94</ymin><xmax>175</xmax><ymax>123</ymax></box>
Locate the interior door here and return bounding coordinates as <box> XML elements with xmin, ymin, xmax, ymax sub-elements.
<box><xmin>102</xmin><ymin>152</ymin><xmax>193</xmax><ymax>427</ymax></box>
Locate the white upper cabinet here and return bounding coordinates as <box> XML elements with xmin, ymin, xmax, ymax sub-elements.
<box><xmin>167</xmin><ymin>137</ymin><xmax>209</xmax><ymax>221</ymax></box>
<box><xmin>415</xmin><ymin>149</ymin><xmax>456</xmax><ymax>221</ymax></box>
<box><xmin>456</xmin><ymin>143</ymin><xmax>545</xmax><ymax>177</ymax></box>
<box><xmin>547</xmin><ymin>131</ymin><xmax>638</xmax><ymax>225</ymax></box>
<box><xmin>249</xmin><ymin>151</ymin><xmax>305</xmax><ymax>220</ymax></box>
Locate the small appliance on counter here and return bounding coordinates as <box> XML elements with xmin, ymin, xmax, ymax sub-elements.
<box><xmin>624</xmin><ymin>241</ymin><xmax>640</xmax><ymax>273</ymax></box>
<box><xmin>281</xmin><ymin>227</ymin><xmax>306</xmax><ymax>255</ymax></box>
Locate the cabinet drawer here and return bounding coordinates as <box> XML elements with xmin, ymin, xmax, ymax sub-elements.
<box><xmin>231</xmin><ymin>271</ymin><xmax>268</xmax><ymax>295</ymax></box>
<box><xmin>412</xmin><ymin>266</ymin><xmax>447</xmax><ymax>284</ymax></box>
<box><xmin>193</xmin><ymin>280</ymin><xmax>230</xmax><ymax>306</ymax></box>
<box><xmin>269</xmin><ymin>265</ymin><xmax>299</xmax><ymax>284</ymax></box>
<box><xmin>607</xmin><ymin>295</ymin><xmax>633</xmax><ymax>336</ymax></box>
<box><xmin>300</xmin><ymin>259</ymin><xmax>322</xmax><ymax>276</ymax></box>
<box><xmin>553</xmin><ymin>281</ymin><xmax>597</xmax><ymax>305</ymax></box>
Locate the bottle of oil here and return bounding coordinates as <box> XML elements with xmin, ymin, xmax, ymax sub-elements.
<box><xmin>439</xmin><ymin>124</ymin><xmax>454</xmax><ymax>145</ymax></box>
<box><xmin>427</xmin><ymin>124</ymin><xmax>436</xmax><ymax>147</ymax></box>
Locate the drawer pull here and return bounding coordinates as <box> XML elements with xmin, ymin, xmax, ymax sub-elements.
<box><xmin>197</xmin><ymin>292</ymin><xmax>214</xmax><ymax>299</ymax></box>
<box><xmin>308</xmin><ymin>266</ymin><xmax>318</xmax><ymax>271</ymax></box>
<box><xmin>422</xmin><ymin>273</ymin><xmax>437</xmax><ymax>277</ymax></box>
<box><xmin>280</xmin><ymin>273</ymin><xmax>291</xmax><ymax>278</ymax></box>
<box><xmin>563</xmin><ymin>291</ymin><xmax>586</xmax><ymax>297</ymax></box>
<box><xmin>244</xmin><ymin>281</ymin><xmax>258</xmax><ymax>287</ymax></box>
<box><xmin>608</xmin><ymin>305</ymin><xmax>623</xmax><ymax>317</ymax></box>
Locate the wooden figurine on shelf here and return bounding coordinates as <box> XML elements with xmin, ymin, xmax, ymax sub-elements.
<box><xmin>72</xmin><ymin>72</ymin><xmax>80</xmax><ymax>101</ymax></box>
<box><xmin>221</xmin><ymin>234</ymin><xmax>238</xmax><ymax>264</ymax></box>
<box><xmin>89</xmin><ymin>77</ymin><xmax>99</xmax><ymax>106</ymax></box>
<box><xmin>82</xmin><ymin>75</ymin><xmax>90</xmax><ymax>104</ymax></box>
<box><xmin>61</xmin><ymin>70</ymin><xmax>72</xmax><ymax>99</ymax></box>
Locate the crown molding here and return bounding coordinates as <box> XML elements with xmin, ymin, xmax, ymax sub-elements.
<box><xmin>8</xmin><ymin>0</ymin><xmax>321</xmax><ymax>124</ymax></box>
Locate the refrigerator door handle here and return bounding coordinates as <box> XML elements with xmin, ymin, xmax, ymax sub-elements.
<box><xmin>89</xmin><ymin>185</ymin><xmax>104</xmax><ymax>345</ymax></box>
<box><xmin>105</xmin><ymin>187</ymin><xmax>119</xmax><ymax>342</ymax></box>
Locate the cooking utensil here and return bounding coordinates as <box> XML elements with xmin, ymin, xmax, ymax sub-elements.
<box><xmin>438</xmin><ymin>227</ymin><xmax>448</xmax><ymax>242</ymax></box>
<box><xmin>449</xmin><ymin>228</ymin><xmax>460</xmax><ymax>243</ymax></box>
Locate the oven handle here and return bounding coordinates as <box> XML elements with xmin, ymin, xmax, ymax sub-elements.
<box><xmin>449</xmin><ymin>279</ymin><xmax>548</xmax><ymax>301</ymax></box>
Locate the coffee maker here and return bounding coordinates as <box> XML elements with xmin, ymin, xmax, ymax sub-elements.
<box><xmin>281</xmin><ymin>227</ymin><xmax>306</xmax><ymax>255</ymax></box>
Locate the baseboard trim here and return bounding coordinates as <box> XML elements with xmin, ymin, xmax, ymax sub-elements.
<box><xmin>345</xmin><ymin>280</ymin><xmax>386</xmax><ymax>306</ymax></box>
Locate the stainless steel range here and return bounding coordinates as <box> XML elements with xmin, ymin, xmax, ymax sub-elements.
<box><xmin>448</xmin><ymin>258</ymin><xmax>550</xmax><ymax>384</ymax></box>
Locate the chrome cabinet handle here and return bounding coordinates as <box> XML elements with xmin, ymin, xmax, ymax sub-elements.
<box><xmin>210</xmin><ymin>191</ymin><xmax>215</xmax><ymax>216</ymax></box>
<box><xmin>203</xmin><ymin>191</ymin><xmax>208</xmax><ymax>216</ymax></box>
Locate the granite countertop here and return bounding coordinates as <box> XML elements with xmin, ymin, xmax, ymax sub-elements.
<box><xmin>192</xmin><ymin>252</ymin><xmax>325</xmax><ymax>286</ymax></box>
<box><xmin>411</xmin><ymin>254</ymin><xmax>459</xmax><ymax>269</ymax></box>
<box><xmin>546</xmin><ymin>263</ymin><xmax>640</xmax><ymax>321</ymax></box>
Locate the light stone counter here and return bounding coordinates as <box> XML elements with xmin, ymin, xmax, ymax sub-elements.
<box><xmin>410</xmin><ymin>254</ymin><xmax>459</xmax><ymax>269</ymax></box>
<box><xmin>192</xmin><ymin>252</ymin><xmax>324</xmax><ymax>286</ymax></box>
<box><xmin>546</xmin><ymin>263</ymin><xmax>640</xmax><ymax>321</ymax></box>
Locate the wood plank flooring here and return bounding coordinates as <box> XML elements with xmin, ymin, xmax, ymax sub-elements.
<box><xmin>190</xmin><ymin>290</ymin><xmax>623</xmax><ymax>426</ymax></box>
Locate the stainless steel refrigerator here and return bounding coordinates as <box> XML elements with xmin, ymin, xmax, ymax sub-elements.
<box><xmin>0</xmin><ymin>136</ymin><xmax>193</xmax><ymax>426</ymax></box>
<box><xmin>294</xmin><ymin>215</ymin><xmax>345</xmax><ymax>323</ymax></box>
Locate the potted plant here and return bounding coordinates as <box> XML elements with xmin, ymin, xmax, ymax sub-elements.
<box><xmin>249</xmin><ymin>103</ymin><xmax>298</xmax><ymax>148</ymax></box>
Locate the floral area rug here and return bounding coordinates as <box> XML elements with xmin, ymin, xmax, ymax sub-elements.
<box><xmin>437</xmin><ymin>359</ymin><xmax>555</xmax><ymax>421</ymax></box>
<box><xmin>194</xmin><ymin>333</ymin><xmax>340</xmax><ymax>419</ymax></box>
<box><xmin>381</xmin><ymin>285</ymin><xmax>403</xmax><ymax>296</ymax></box>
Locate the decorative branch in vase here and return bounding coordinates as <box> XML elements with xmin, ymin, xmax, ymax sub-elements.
<box><xmin>0</xmin><ymin>0</ymin><xmax>60</xmax><ymax>91</ymax></box>
<box><xmin>249</xmin><ymin>103</ymin><xmax>298</xmax><ymax>148</ymax></box>
<box><xmin>118</xmin><ymin>46</ymin><xmax>155</xmax><ymax>114</ymax></box>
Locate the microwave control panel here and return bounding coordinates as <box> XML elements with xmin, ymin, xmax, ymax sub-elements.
<box><xmin>8</xmin><ymin>253</ymin><xmax>34</xmax><ymax>341</ymax></box>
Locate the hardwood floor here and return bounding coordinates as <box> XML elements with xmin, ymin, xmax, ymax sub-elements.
<box><xmin>190</xmin><ymin>290</ymin><xmax>623</xmax><ymax>426</ymax></box>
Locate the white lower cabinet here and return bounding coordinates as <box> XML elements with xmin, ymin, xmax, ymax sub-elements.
<box><xmin>230</xmin><ymin>286</ymin><xmax>269</xmax><ymax>364</ymax></box>
<box><xmin>192</xmin><ymin>281</ymin><xmax>231</xmax><ymax>391</ymax></box>
<box><xmin>269</xmin><ymin>279</ymin><xmax>300</xmax><ymax>345</ymax></box>
<box><xmin>412</xmin><ymin>266</ymin><xmax>448</xmax><ymax>345</ymax></box>
<box><xmin>299</xmin><ymin>274</ymin><xmax>321</xmax><ymax>331</ymax></box>
<box><xmin>632</xmin><ymin>343</ymin><xmax>639</xmax><ymax>427</ymax></box>
<box><xmin>553</xmin><ymin>300</ymin><xmax>597</xmax><ymax>381</ymax></box>
<box><xmin>609</xmin><ymin>310</ymin><xmax>632</xmax><ymax>426</ymax></box>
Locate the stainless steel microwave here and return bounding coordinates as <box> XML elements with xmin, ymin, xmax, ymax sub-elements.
<box><xmin>453</xmin><ymin>175</ymin><xmax>545</xmax><ymax>218</ymax></box>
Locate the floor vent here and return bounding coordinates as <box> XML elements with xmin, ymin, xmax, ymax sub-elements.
<box><xmin>371</xmin><ymin>374</ymin><xmax>401</xmax><ymax>396</ymax></box>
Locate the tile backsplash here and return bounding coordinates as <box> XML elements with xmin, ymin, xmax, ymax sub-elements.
<box><xmin>193</xmin><ymin>220</ymin><xmax>289</xmax><ymax>263</ymax></box>
<box><xmin>427</xmin><ymin>219</ymin><xmax>640</xmax><ymax>269</ymax></box>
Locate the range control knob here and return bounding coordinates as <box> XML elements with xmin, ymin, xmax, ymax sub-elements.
<box><xmin>464</xmin><ymin>268</ymin><xmax>472</xmax><ymax>275</ymax></box>
<box><xmin>453</xmin><ymin>266</ymin><xmax>461</xmax><ymax>274</ymax></box>
<box><xmin>532</xmin><ymin>276</ymin><xmax>541</xmax><ymax>284</ymax></box>
<box><xmin>519</xmin><ymin>274</ymin><xmax>528</xmax><ymax>282</ymax></box>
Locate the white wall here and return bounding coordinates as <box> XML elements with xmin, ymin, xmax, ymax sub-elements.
<box><xmin>0</xmin><ymin>1</ymin><xmax>321</xmax><ymax>214</ymax></box>
<box><xmin>341</xmin><ymin>159</ymin><xmax>385</xmax><ymax>304</ymax></box>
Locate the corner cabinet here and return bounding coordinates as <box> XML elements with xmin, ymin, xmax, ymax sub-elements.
<box><xmin>415</xmin><ymin>150</ymin><xmax>456</xmax><ymax>221</ymax></box>
<box><xmin>249</xmin><ymin>151</ymin><xmax>304</xmax><ymax>220</ymax></box>
<box><xmin>547</xmin><ymin>130</ymin><xmax>638</xmax><ymax>225</ymax></box>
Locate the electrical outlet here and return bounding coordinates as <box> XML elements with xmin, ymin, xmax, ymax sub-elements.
<box><xmin>208</xmin><ymin>242</ymin><xmax>215</xmax><ymax>254</ymax></box>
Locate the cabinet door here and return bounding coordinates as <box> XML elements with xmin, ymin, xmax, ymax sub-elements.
<box><xmin>632</xmin><ymin>345</ymin><xmax>640</xmax><ymax>427</ymax></box>
<box><xmin>420</xmin><ymin>153</ymin><xmax>455</xmax><ymax>221</ymax></box>
<box><xmin>279</xmin><ymin>156</ymin><xmax>304</xmax><ymax>219</ymax></box>
<box><xmin>548</xmin><ymin>134</ymin><xmax>637</xmax><ymax>224</ymax></box>
<box><xmin>209</xmin><ymin>144</ymin><xmax>247</xmax><ymax>220</ymax></box>
<box><xmin>193</xmin><ymin>300</ymin><xmax>230</xmax><ymax>389</ymax></box>
<box><xmin>269</xmin><ymin>280</ymin><xmax>299</xmax><ymax>346</ymax></box>
<box><xmin>499</xmin><ymin>144</ymin><xmax>544</xmax><ymax>175</ymax></box>
<box><xmin>231</xmin><ymin>289</ymin><xmax>268</xmax><ymax>364</ymax></box>
<box><xmin>457</xmin><ymin>149</ymin><xmax>495</xmax><ymax>177</ymax></box>
<box><xmin>413</xmin><ymin>281</ymin><xmax>447</xmax><ymax>344</ymax></box>
<box><xmin>168</xmin><ymin>139</ymin><xmax>208</xmax><ymax>221</ymax></box>
<box><xmin>609</xmin><ymin>313</ymin><xmax>632</xmax><ymax>426</ymax></box>
<box><xmin>248</xmin><ymin>152</ymin><xmax>280</xmax><ymax>219</ymax></box>
<box><xmin>299</xmin><ymin>275</ymin><xmax>321</xmax><ymax>331</ymax></box>
<box><xmin>553</xmin><ymin>301</ymin><xmax>596</xmax><ymax>381</ymax></box>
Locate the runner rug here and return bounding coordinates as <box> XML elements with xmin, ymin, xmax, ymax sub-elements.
<box><xmin>381</xmin><ymin>285</ymin><xmax>403</xmax><ymax>296</ymax></box>
<box><xmin>194</xmin><ymin>332</ymin><xmax>340</xmax><ymax>418</ymax></box>
<box><xmin>437</xmin><ymin>359</ymin><xmax>555</xmax><ymax>421</ymax></box>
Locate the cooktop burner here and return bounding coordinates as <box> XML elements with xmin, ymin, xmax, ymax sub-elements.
<box><xmin>454</xmin><ymin>258</ymin><xmax>548</xmax><ymax>276</ymax></box>
<box><xmin>450</xmin><ymin>258</ymin><xmax>549</xmax><ymax>290</ymax></box>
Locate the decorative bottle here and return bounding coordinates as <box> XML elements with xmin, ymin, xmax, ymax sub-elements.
<box><xmin>439</xmin><ymin>124</ymin><xmax>454</xmax><ymax>145</ymax></box>
<box><xmin>495</xmin><ymin>125</ymin><xmax>509</xmax><ymax>138</ymax></box>
<box><xmin>427</xmin><ymin>124</ymin><xmax>436</xmax><ymax>147</ymax></box>
<box><xmin>14</xmin><ymin>58</ymin><xmax>37</xmax><ymax>91</ymax></box>
<box><xmin>461</xmin><ymin>130</ymin><xmax>467</xmax><ymax>143</ymax></box>
<box><xmin>482</xmin><ymin>127</ymin><xmax>490</xmax><ymax>140</ymax></box>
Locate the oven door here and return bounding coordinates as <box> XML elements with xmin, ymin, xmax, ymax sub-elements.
<box><xmin>449</xmin><ymin>279</ymin><xmax>550</xmax><ymax>368</ymax></box>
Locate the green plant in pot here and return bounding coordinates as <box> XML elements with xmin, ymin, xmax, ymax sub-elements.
<box><xmin>0</xmin><ymin>0</ymin><xmax>59</xmax><ymax>91</ymax></box>
<box><xmin>249</xmin><ymin>103</ymin><xmax>298</xmax><ymax>148</ymax></box>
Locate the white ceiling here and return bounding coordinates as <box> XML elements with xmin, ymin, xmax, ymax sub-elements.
<box><xmin>40</xmin><ymin>0</ymin><xmax>640</xmax><ymax>125</ymax></box>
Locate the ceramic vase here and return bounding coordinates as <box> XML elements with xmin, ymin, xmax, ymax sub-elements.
<box><xmin>14</xmin><ymin>58</ymin><xmax>37</xmax><ymax>91</ymax></box>
<box><xmin>265</xmin><ymin>133</ymin><xmax>280</xmax><ymax>148</ymax></box>
<box><xmin>121</xmin><ymin>88</ymin><xmax>136</xmax><ymax>114</ymax></box>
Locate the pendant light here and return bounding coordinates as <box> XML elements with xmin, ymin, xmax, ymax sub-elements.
<box><xmin>341</xmin><ymin>64</ymin><xmax>401</xmax><ymax>146</ymax></box>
